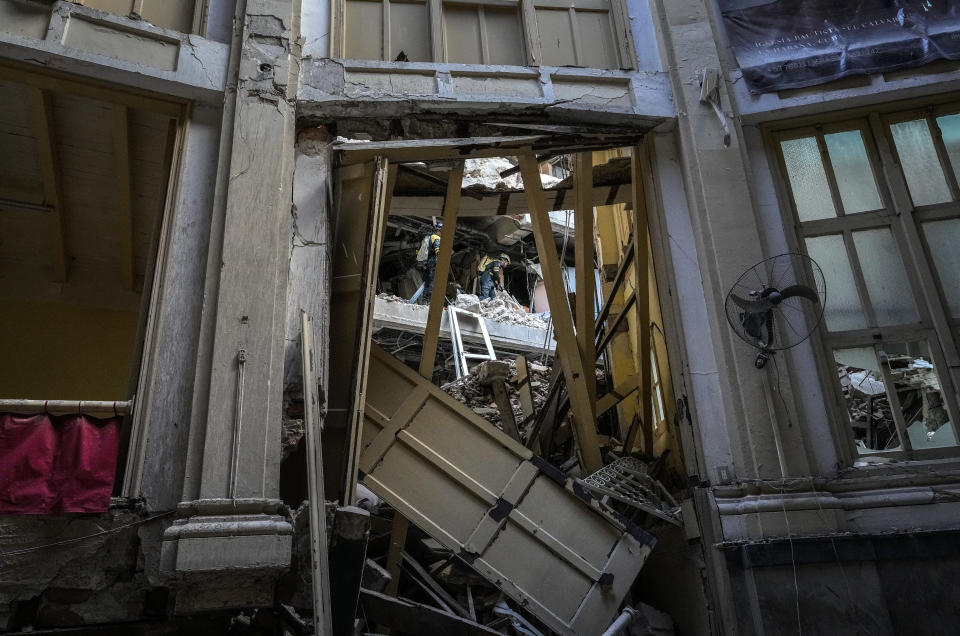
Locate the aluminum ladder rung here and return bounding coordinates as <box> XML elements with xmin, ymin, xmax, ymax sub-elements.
<box><xmin>448</xmin><ymin>304</ymin><xmax>497</xmax><ymax>379</ymax></box>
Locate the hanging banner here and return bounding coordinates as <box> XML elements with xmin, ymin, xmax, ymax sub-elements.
<box><xmin>719</xmin><ymin>0</ymin><xmax>960</xmax><ymax>94</ymax></box>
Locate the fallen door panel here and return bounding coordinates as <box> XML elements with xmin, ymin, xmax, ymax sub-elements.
<box><xmin>361</xmin><ymin>344</ymin><xmax>655</xmax><ymax>635</ymax></box>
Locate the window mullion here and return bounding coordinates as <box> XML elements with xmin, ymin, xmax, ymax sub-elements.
<box><xmin>521</xmin><ymin>0</ymin><xmax>541</xmax><ymax>66</ymax></box>
<box><xmin>815</xmin><ymin>130</ymin><xmax>847</xmax><ymax>217</ymax></box>
<box><xmin>430</xmin><ymin>0</ymin><xmax>445</xmax><ymax>62</ymax></box>
<box><xmin>478</xmin><ymin>5</ymin><xmax>490</xmax><ymax>64</ymax></box>
<box><xmin>841</xmin><ymin>229</ymin><xmax>879</xmax><ymax>328</ymax></box>
<box><xmin>929</xmin><ymin>114</ymin><xmax>960</xmax><ymax>201</ymax></box>
<box><xmin>868</xmin><ymin>112</ymin><xmax>960</xmax><ymax>379</ymax></box>
<box><xmin>568</xmin><ymin>7</ymin><xmax>584</xmax><ymax>67</ymax></box>
<box><xmin>383</xmin><ymin>0</ymin><xmax>391</xmax><ymax>61</ymax></box>
<box><xmin>875</xmin><ymin>345</ymin><xmax>915</xmax><ymax>453</ymax></box>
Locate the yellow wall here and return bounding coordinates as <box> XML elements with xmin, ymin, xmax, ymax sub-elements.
<box><xmin>0</xmin><ymin>299</ymin><xmax>139</xmax><ymax>400</ymax></box>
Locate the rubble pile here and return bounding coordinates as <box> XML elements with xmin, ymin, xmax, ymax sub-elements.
<box><xmin>478</xmin><ymin>296</ymin><xmax>549</xmax><ymax>329</ymax></box>
<box><xmin>376</xmin><ymin>292</ymin><xmax>412</xmax><ymax>304</ymax></box>
<box><xmin>441</xmin><ymin>358</ymin><xmax>553</xmax><ymax>432</ymax></box>
<box><xmin>838</xmin><ymin>354</ymin><xmax>949</xmax><ymax>451</ymax></box>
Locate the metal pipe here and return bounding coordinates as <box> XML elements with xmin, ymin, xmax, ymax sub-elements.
<box><xmin>601</xmin><ymin>607</ymin><xmax>639</xmax><ymax>636</ymax></box>
<box><xmin>0</xmin><ymin>399</ymin><xmax>132</xmax><ymax>417</ymax></box>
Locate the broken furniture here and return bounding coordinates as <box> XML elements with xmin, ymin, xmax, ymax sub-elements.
<box><xmin>359</xmin><ymin>344</ymin><xmax>656</xmax><ymax>635</ymax></box>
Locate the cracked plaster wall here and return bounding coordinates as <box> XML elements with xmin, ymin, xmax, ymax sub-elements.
<box><xmin>0</xmin><ymin>512</ymin><xmax>170</xmax><ymax>631</ymax></box>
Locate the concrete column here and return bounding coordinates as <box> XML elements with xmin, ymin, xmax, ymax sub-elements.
<box><xmin>651</xmin><ymin>0</ymin><xmax>808</xmax><ymax>481</ymax></box>
<box><xmin>160</xmin><ymin>0</ymin><xmax>300</xmax><ymax>610</ymax></box>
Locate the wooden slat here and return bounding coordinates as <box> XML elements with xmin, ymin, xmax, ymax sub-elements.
<box><xmin>337</xmin><ymin>135</ymin><xmax>543</xmax><ymax>165</ymax></box>
<box><xmin>419</xmin><ymin>161</ymin><xmax>465</xmax><ymax>380</ymax></box>
<box><xmin>300</xmin><ymin>311</ymin><xmax>334</xmax><ymax>636</ymax></box>
<box><xmin>514</xmin><ymin>355</ymin><xmax>537</xmax><ymax>431</ymax></box>
<box><xmin>625</xmin><ymin>146</ymin><xmax>652</xmax><ymax>455</ymax></box>
<box><xmin>519</xmin><ymin>153</ymin><xmax>603</xmax><ymax>473</ymax></box>
<box><xmin>26</xmin><ymin>88</ymin><xmax>68</xmax><ymax>282</ymax></box>
<box><xmin>384</xmin><ymin>513</ymin><xmax>410</xmax><ymax>597</ymax></box>
<box><xmin>113</xmin><ymin>104</ymin><xmax>135</xmax><ymax>290</ymax></box>
<box><xmin>573</xmin><ymin>151</ymin><xmax>597</xmax><ymax>404</ymax></box>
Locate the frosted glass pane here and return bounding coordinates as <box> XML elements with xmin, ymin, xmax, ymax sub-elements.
<box><xmin>805</xmin><ymin>235</ymin><xmax>866</xmax><ymax>331</ymax></box>
<box><xmin>890</xmin><ymin>119</ymin><xmax>952</xmax><ymax>206</ymax></box>
<box><xmin>824</xmin><ymin>130</ymin><xmax>883</xmax><ymax>214</ymax></box>
<box><xmin>852</xmin><ymin>228</ymin><xmax>919</xmax><ymax>326</ymax></box>
<box><xmin>781</xmin><ymin>137</ymin><xmax>837</xmax><ymax>221</ymax></box>
<box><xmin>922</xmin><ymin>218</ymin><xmax>960</xmax><ymax>318</ymax></box>
<box><xmin>936</xmin><ymin>113</ymin><xmax>960</xmax><ymax>188</ymax></box>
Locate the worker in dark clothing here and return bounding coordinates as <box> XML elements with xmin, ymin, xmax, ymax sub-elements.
<box><xmin>415</xmin><ymin>222</ymin><xmax>442</xmax><ymax>304</ymax></box>
<box><xmin>478</xmin><ymin>252</ymin><xmax>510</xmax><ymax>300</ymax></box>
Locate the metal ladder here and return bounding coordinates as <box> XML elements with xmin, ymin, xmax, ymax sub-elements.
<box><xmin>448</xmin><ymin>306</ymin><xmax>496</xmax><ymax>379</ymax></box>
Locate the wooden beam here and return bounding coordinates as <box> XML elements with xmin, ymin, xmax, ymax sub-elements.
<box><xmin>419</xmin><ymin>161</ymin><xmax>464</xmax><ymax>380</ymax></box>
<box><xmin>383</xmin><ymin>513</ymin><xmax>409</xmax><ymax>597</ymax></box>
<box><xmin>26</xmin><ymin>87</ymin><xmax>68</xmax><ymax>282</ymax></box>
<box><xmin>625</xmin><ymin>146</ymin><xmax>652</xmax><ymax>455</ymax></box>
<box><xmin>329</xmin><ymin>506</ymin><xmax>371</xmax><ymax>636</ymax></box>
<box><xmin>401</xmin><ymin>551</ymin><xmax>472</xmax><ymax>619</ymax></box>
<box><xmin>113</xmin><ymin>104</ymin><xmax>135</xmax><ymax>290</ymax></box>
<box><xmin>596</xmin><ymin>376</ymin><xmax>639</xmax><ymax>417</ymax></box>
<box><xmin>300</xmin><ymin>311</ymin><xmax>334</xmax><ymax>636</ymax></box>
<box><xmin>593</xmin><ymin>241</ymin><xmax>635</xmax><ymax>333</ymax></box>
<box><xmin>0</xmin><ymin>62</ymin><xmax>183</xmax><ymax>118</ymax></box>
<box><xmin>490</xmin><ymin>380</ymin><xmax>521</xmax><ymax>442</ymax></box>
<box><xmin>573</xmin><ymin>151</ymin><xmax>597</xmax><ymax>404</ymax></box>
<box><xmin>380</xmin><ymin>162</ymin><xmax>399</xmax><ymax>240</ymax></box>
<box><xmin>595</xmin><ymin>290</ymin><xmax>636</xmax><ymax>357</ymax></box>
<box><xmin>514</xmin><ymin>355</ymin><xmax>537</xmax><ymax>434</ymax></box>
<box><xmin>519</xmin><ymin>153</ymin><xmax>603</xmax><ymax>473</ymax></box>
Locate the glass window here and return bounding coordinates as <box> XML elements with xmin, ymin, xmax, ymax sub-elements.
<box><xmin>805</xmin><ymin>234</ymin><xmax>867</xmax><ymax>331</ymax></box>
<box><xmin>889</xmin><ymin>119</ymin><xmax>952</xmax><ymax>206</ymax></box>
<box><xmin>921</xmin><ymin>218</ymin><xmax>960</xmax><ymax>319</ymax></box>
<box><xmin>852</xmin><ymin>228</ymin><xmax>919</xmax><ymax>326</ymax></box>
<box><xmin>884</xmin><ymin>341</ymin><xmax>957</xmax><ymax>451</ymax></box>
<box><xmin>935</xmin><ymin>113</ymin><xmax>960</xmax><ymax>187</ymax></box>
<box><xmin>835</xmin><ymin>347</ymin><xmax>897</xmax><ymax>453</ymax></box>
<box><xmin>780</xmin><ymin>137</ymin><xmax>837</xmax><ymax>221</ymax></box>
<box><xmin>824</xmin><ymin>130</ymin><xmax>883</xmax><ymax>214</ymax></box>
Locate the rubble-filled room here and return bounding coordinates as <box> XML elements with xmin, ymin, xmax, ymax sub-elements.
<box><xmin>280</xmin><ymin>130</ymin><xmax>697</xmax><ymax>635</ymax></box>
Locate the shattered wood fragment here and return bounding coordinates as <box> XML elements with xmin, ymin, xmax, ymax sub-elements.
<box><xmin>402</xmin><ymin>550</ymin><xmax>472</xmax><ymax>620</ymax></box>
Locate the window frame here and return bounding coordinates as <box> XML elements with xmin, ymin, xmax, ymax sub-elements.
<box><xmin>764</xmin><ymin>99</ymin><xmax>960</xmax><ymax>462</ymax></box>
<box><xmin>329</xmin><ymin>0</ymin><xmax>637</xmax><ymax>69</ymax></box>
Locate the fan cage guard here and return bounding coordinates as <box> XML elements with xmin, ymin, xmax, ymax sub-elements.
<box><xmin>724</xmin><ymin>252</ymin><xmax>826</xmax><ymax>352</ymax></box>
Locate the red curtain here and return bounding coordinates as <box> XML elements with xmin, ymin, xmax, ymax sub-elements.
<box><xmin>0</xmin><ymin>413</ymin><xmax>121</xmax><ymax>514</ymax></box>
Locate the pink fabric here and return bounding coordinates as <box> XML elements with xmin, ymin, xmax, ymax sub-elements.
<box><xmin>0</xmin><ymin>413</ymin><xmax>120</xmax><ymax>514</ymax></box>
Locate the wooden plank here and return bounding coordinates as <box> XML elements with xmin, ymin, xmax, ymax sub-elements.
<box><xmin>429</xmin><ymin>0</ymin><xmax>445</xmax><ymax>62</ymax></box>
<box><xmin>593</xmin><ymin>241</ymin><xmax>634</xmax><ymax>333</ymax></box>
<box><xmin>514</xmin><ymin>355</ymin><xmax>537</xmax><ymax>433</ymax></box>
<box><xmin>340</xmin><ymin>158</ymin><xmax>391</xmax><ymax>505</ymax></box>
<box><xmin>490</xmin><ymin>380</ymin><xmax>521</xmax><ymax>442</ymax></box>
<box><xmin>113</xmin><ymin>104</ymin><xmax>135</xmax><ymax>290</ymax></box>
<box><xmin>0</xmin><ymin>62</ymin><xmax>183</xmax><ymax>118</ymax></box>
<box><xmin>520</xmin><ymin>0</ymin><xmax>541</xmax><ymax>66</ymax></box>
<box><xmin>384</xmin><ymin>513</ymin><xmax>410</xmax><ymax>597</ymax></box>
<box><xmin>625</xmin><ymin>146</ymin><xmax>652</xmax><ymax>455</ymax></box>
<box><xmin>518</xmin><ymin>153</ymin><xmax>603</xmax><ymax>473</ymax></box>
<box><xmin>26</xmin><ymin>88</ymin><xmax>68</xmax><ymax>282</ymax></box>
<box><xmin>402</xmin><ymin>551</ymin><xmax>472</xmax><ymax>619</ymax></box>
<box><xmin>359</xmin><ymin>588</ymin><xmax>503</xmax><ymax>636</ymax></box>
<box><xmin>337</xmin><ymin>135</ymin><xmax>543</xmax><ymax>165</ymax></box>
<box><xmin>596</xmin><ymin>375</ymin><xmax>638</xmax><ymax>417</ymax></box>
<box><xmin>380</xmin><ymin>162</ymin><xmax>399</xmax><ymax>240</ymax></box>
<box><xmin>573</xmin><ymin>151</ymin><xmax>597</xmax><ymax>404</ymax></box>
<box><xmin>419</xmin><ymin>161</ymin><xmax>464</xmax><ymax>380</ymax></box>
<box><xmin>300</xmin><ymin>311</ymin><xmax>334</xmax><ymax>636</ymax></box>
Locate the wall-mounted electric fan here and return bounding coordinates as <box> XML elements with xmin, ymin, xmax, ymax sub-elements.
<box><xmin>724</xmin><ymin>253</ymin><xmax>826</xmax><ymax>368</ymax></box>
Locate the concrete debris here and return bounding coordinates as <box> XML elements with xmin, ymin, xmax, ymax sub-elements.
<box><xmin>476</xmin><ymin>295</ymin><xmax>550</xmax><ymax>330</ymax></box>
<box><xmin>442</xmin><ymin>358</ymin><xmax>552</xmax><ymax>433</ymax></box>
<box><xmin>461</xmin><ymin>157</ymin><xmax>561</xmax><ymax>192</ymax></box>
<box><xmin>281</xmin><ymin>415</ymin><xmax>304</xmax><ymax>462</ymax></box>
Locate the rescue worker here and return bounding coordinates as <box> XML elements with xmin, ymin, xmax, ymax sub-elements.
<box><xmin>478</xmin><ymin>251</ymin><xmax>510</xmax><ymax>300</ymax></box>
<box><xmin>415</xmin><ymin>222</ymin><xmax>442</xmax><ymax>304</ymax></box>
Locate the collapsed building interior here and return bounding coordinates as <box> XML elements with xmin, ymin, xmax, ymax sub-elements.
<box><xmin>4</xmin><ymin>0</ymin><xmax>960</xmax><ymax>634</ymax></box>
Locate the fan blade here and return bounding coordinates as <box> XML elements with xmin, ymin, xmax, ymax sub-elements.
<box><xmin>780</xmin><ymin>284</ymin><xmax>819</xmax><ymax>304</ymax></box>
<box><xmin>741</xmin><ymin>311</ymin><xmax>767</xmax><ymax>340</ymax></box>
<box><xmin>730</xmin><ymin>294</ymin><xmax>772</xmax><ymax>313</ymax></box>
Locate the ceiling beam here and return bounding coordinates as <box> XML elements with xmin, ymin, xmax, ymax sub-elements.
<box><xmin>0</xmin><ymin>62</ymin><xmax>184</xmax><ymax>118</ymax></box>
<box><xmin>26</xmin><ymin>87</ymin><xmax>68</xmax><ymax>282</ymax></box>
<box><xmin>113</xmin><ymin>104</ymin><xmax>135</xmax><ymax>291</ymax></box>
